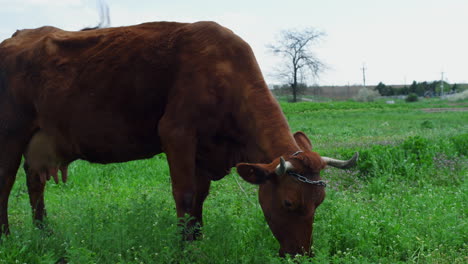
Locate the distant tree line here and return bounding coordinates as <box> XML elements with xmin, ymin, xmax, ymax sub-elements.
<box><xmin>271</xmin><ymin>83</ymin><xmax>309</xmax><ymax>95</ymax></box>
<box><xmin>375</xmin><ymin>81</ymin><xmax>462</xmax><ymax>97</ymax></box>
<box><xmin>271</xmin><ymin>81</ymin><xmax>466</xmax><ymax>101</ymax></box>
<box><xmin>271</xmin><ymin>83</ymin><xmax>325</xmax><ymax>101</ymax></box>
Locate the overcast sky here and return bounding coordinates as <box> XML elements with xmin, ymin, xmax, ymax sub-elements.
<box><xmin>1</xmin><ymin>0</ymin><xmax>466</xmax><ymax>86</ymax></box>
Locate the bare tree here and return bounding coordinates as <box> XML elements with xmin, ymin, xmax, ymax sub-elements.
<box><xmin>268</xmin><ymin>28</ymin><xmax>325</xmax><ymax>102</ymax></box>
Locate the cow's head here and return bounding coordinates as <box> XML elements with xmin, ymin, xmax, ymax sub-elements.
<box><xmin>236</xmin><ymin>132</ymin><xmax>358</xmax><ymax>257</ymax></box>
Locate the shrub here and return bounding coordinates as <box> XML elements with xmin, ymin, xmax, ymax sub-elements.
<box><xmin>356</xmin><ymin>144</ymin><xmax>399</xmax><ymax>177</ymax></box>
<box><xmin>354</xmin><ymin>88</ymin><xmax>380</xmax><ymax>102</ymax></box>
<box><xmin>401</xmin><ymin>136</ymin><xmax>434</xmax><ymax>166</ymax></box>
<box><xmin>420</xmin><ymin>120</ymin><xmax>434</xmax><ymax>129</ymax></box>
<box><xmin>447</xmin><ymin>89</ymin><xmax>468</xmax><ymax>101</ymax></box>
<box><xmin>405</xmin><ymin>93</ymin><xmax>418</xmax><ymax>102</ymax></box>
<box><xmin>354</xmin><ymin>136</ymin><xmax>438</xmax><ymax>179</ymax></box>
<box><xmin>450</xmin><ymin>133</ymin><xmax>468</xmax><ymax>156</ymax></box>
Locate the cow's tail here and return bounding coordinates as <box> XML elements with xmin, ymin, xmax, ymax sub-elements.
<box><xmin>81</xmin><ymin>0</ymin><xmax>111</xmax><ymax>31</ymax></box>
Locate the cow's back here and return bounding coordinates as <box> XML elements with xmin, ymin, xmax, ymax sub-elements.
<box><xmin>0</xmin><ymin>21</ymin><xmax>262</xmax><ymax>166</ymax></box>
<box><xmin>1</xmin><ymin>22</ymin><xmax>188</xmax><ymax>162</ymax></box>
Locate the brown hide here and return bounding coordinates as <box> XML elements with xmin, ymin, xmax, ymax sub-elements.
<box><xmin>0</xmin><ymin>21</ymin><xmax>344</xmax><ymax>256</ymax></box>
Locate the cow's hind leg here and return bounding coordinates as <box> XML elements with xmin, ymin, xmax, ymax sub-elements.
<box><xmin>23</xmin><ymin>161</ymin><xmax>47</xmax><ymax>228</ymax></box>
<box><xmin>0</xmin><ymin>134</ymin><xmax>32</xmax><ymax>235</ymax></box>
<box><xmin>0</xmin><ymin>96</ymin><xmax>35</xmax><ymax>235</ymax></box>
<box><xmin>0</xmin><ymin>155</ymin><xmax>19</xmax><ymax>235</ymax></box>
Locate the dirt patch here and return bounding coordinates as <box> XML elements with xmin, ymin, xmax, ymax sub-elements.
<box><xmin>447</xmin><ymin>103</ymin><xmax>468</xmax><ymax>106</ymax></box>
<box><xmin>422</xmin><ymin>107</ymin><xmax>468</xmax><ymax>112</ymax></box>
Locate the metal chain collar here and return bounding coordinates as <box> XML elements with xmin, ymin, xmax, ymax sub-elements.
<box><xmin>287</xmin><ymin>172</ymin><xmax>327</xmax><ymax>187</ymax></box>
<box><xmin>288</xmin><ymin>150</ymin><xmax>326</xmax><ymax>187</ymax></box>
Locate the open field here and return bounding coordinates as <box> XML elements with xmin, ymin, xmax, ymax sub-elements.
<box><xmin>0</xmin><ymin>99</ymin><xmax>466</xmax><ymax>263</ymax></box>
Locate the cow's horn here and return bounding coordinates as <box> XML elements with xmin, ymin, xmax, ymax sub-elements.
<box><xmin>322</xmin><ymin>152</ymin><xmax>359</xmax><ymax>169</ymax></box>
<box><xmin>275</xmin><ymin>157</ymin><xmax>294</xmax><ymax>175</ymax></box>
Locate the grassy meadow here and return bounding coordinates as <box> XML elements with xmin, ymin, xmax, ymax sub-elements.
<box><xmin>0</xmin><ymin>99</ymin><xmax>467</xmax><ymax>263</ymax></box>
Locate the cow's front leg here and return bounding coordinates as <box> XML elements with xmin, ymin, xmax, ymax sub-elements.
<box><xmin>173</xmin><ymin>172</ymin><xmax>211</xmax><ymax>240</ymax></box>
<box><xmin>159</xmin><ymin>120</ymin><xmax>211</xmax><ymax>240</ymax></box>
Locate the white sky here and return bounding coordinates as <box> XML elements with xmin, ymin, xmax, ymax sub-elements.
<box><xmin>1</xmin><ymin>0</ymin><xmax>467</xmax><ymax>86</ymax></box>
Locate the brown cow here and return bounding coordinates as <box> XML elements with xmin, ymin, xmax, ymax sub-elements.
<box><xmin>0</xmin><ymin>21</ymin><xmax>357</xmax><ymax>256</ymax></box>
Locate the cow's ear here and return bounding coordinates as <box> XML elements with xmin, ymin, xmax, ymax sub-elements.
<box><xmin>236</xmin><ymin>163</ymin><xmax>275</xmax><ymax>184</ymax></box>
<box><xmin>293</xmin><ymin>131</ymin><xmax>313</xmax><ymax>150</ymax></box>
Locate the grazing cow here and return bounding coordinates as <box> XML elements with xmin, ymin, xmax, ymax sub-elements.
<box><xmin>0</xmin><ymin>21</ymin><xmax>357</xmax><ymax>256</ymax></box>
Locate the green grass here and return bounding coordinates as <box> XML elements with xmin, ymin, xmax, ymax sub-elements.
<box><xmin>1</xmin><ymin>98</ymin><xmax>467</xmax><ymax>263</ymax></box>
<box><xmin>282</xmin><ymin>100</ymin><xmax>468</xmax><ymax>153</ymax></box>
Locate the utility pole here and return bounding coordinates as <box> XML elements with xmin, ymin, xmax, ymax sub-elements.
<box><xmin>361</xmin><ymin>63</ymin><xmax>367</xmax><ymax>88</ymax></box>
<box><xmin>347</xmin><ymin>82</ymin><xmax>350</xmax><ymax>98</ymax></box>
<box><xmin>440</xmin><ymin>72</ymin><xmax>444</xmax><ymax>96</ymax></box>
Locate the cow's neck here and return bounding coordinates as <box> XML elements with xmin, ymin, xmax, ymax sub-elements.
<box><xmin>241</xmin><ymin>85</ymin><xmax>300</xmax><ymax>163</ymax></box>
